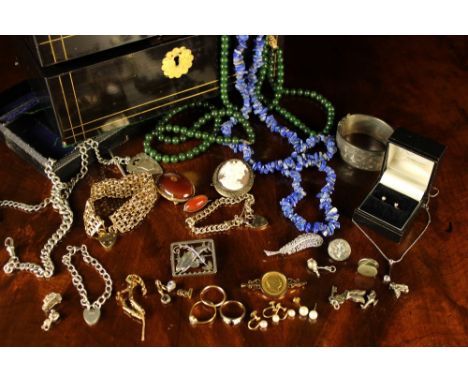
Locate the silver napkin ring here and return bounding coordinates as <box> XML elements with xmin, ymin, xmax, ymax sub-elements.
<box><xmin>336</xmin><ymin>114</ymin><xmax>394</xmax><ymax>171</ymax></box>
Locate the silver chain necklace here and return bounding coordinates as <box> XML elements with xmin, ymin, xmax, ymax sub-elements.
<box><xmin>352</xmin><ymin>188</ymin><xmax>439</xmax><ymax>298</ymax></box>
<box><xmin>1</xmin><ymin>139</ymin><xmax>130</xmax><ymax>279</ymax></box>
<box><xmin>62</xmin><ymin>244</ymin><xmax>113</xmax><ymax>326</ymax></box>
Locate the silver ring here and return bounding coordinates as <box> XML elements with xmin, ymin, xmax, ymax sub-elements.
<box><xmin>219</xmin><ymin>300</ymin><xmax>246</xmax><ymax>326</ymax></box>
<box><xmin>200</xmin><ymin>285</ymin><xmax>227</xmax><ymax>308</ymax></box>
<box><xmin>336</xmin><ymin>114</ymin><xmax>394</xmax><ymax>171</ymax></box>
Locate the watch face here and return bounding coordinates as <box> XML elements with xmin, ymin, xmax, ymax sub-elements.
<box><xmin>213</xmin><ymin>159</ymin><xmax>254</xmax><ymax>197</ymax></box>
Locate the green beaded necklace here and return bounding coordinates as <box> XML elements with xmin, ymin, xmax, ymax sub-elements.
<box><xmin>143</xmin><ymin>35</ymin><xmax>334</xmax><ymax>164</ymax></box>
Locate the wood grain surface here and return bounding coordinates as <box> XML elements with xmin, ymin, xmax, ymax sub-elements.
<box><xmin>0</xmin><ymin>36</ymin><xmax>466</xmax><ymax>346</ymax></box>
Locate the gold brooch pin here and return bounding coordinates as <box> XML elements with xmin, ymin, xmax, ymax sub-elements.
<box><xmin>241</xmin><ymin>271</ymin><xmax>307</xmax><ymax>298</ymax></box>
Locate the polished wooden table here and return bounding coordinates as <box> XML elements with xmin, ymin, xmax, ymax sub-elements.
<box><xmin>0</xmin><ymin>36</ymin><xmax>466</xmax><ymax>346</ymax></box>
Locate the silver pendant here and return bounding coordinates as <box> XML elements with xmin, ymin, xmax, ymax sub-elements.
<box><xmin>250</xmin><ymin>215</ymin><xmax>269</xmax><ymax>230</ymax></box>
<box><xmin>127</xmin><ymin>153</ymin><xmax>163</xmax><ymax>176</ymax></box>
<box><xmin>83</xmin><ymin>307</ymin><xmax>101</xmax><ymax>326</ymax></box>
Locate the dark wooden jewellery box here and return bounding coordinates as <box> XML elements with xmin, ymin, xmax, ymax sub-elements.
<box><xmin>353</xmin><ymin>128</ymin><xmax>446</xmax><ymax>242</ymax></box>
<box><xmin>0</xmin><ymin>36</ymin><xmax>221</xmax><ymax>180</ymax></box>
<box><xmin>20</xmin><ymin>35</ymin><xmax>220</xmax><ymax>145</ymax></box>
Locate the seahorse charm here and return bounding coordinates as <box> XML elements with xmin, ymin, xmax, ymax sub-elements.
<box><xmin>116</xmin><ymin>275</ymin><xmax>147</xmax><ymax>341</ymax></box>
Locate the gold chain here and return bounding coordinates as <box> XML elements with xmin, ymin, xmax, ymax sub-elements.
<box><xmin>84</xmin><ymin>173</ymin><xmax>158</xmax><ymax>239</ymax></box>
<box><xmin>185</xmin><ymin>194</ymin><xmax>256</xmax><ymax>235</ymax></box>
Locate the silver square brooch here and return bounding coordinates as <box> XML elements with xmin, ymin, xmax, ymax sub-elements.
<box><xmin>170</xmin><ymin>239</ymin><xmax>217</xmax><ymax>277</ymax></box>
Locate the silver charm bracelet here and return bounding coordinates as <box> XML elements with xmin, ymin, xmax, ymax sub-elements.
<box><xmin>1</xmin><ymin>139</ymin><xmax>130</xmax><ymax>279</ymax></box>
<box><xmin>62</xmin><ymin>245</ymin><xmax>113</xmax><ymax>326</ymax></box>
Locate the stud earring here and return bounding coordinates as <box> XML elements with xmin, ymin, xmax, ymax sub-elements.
<box><xmin>308</xmin><ymin>303</ymin><xmax>319</xmax><ymax>321</ymax></box>
<box><xmin>381</xmin><ymin>196</ymin><xmax>387</xmax><ymax>201</ymax></box>
<box><xmin>293</xmin><ymin>297</ymin><xmax>309</xmax><ymax>318</ymax></box>
<box><xmin>41</xmin><ymin>292</ymin><xmax>62</xmax><ymax>332</ymax></box>
<box><xmin>116</xmin><ymin>274</ymin><xmax>147</xmax><ymax>341</ymax></box>
<box><xmin>394</xmin><ymin>202</ymin><xmax>399</xmax><ymax>208</ymax></box>
<box><xmin>287</xmin><ymin>308</ymin><xmax>296</xmax><ymax>319</ymax></box>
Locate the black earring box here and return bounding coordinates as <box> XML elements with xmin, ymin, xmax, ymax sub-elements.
<box><xmin>353</xmin><ymin>128</ymin><xmax>446</xmax><ymax>242</ymax></box>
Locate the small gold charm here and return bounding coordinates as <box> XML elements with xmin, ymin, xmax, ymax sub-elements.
<box><xmin>161</xmin><ymin>46</ymin><xmax>194</xmax><ymax>79</ymax></box>
<box><xmin>98</xmin><ymin>230</ymin><xmax>117</xmax><ymax>250</ymax></box>
<box><xmin>116</xmin><ymin>275</ymin><xmax>147</xmax><ymax>341</ymax></box>
<box><xmin>267</xmin><ymin>35</ymin><xmax>279</xmax><ymax>49</ymax></box>
<box><xmin>249</xmin><ymin>215</ymin><xmax>269</xmax><ymax>230</ymax></box>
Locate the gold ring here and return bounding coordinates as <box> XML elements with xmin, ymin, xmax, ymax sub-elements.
<box><xmin>189</xmin><ymin>301</ymin><xmax>217</xmax><ymax>325</ymax></box>
<box><xmin>219</xmin><ymin>300</ymin><xmax>246</xmax><ymax>326</ymax></box>
<box><xmin>200</xmin><ymin>285</ymin><xmax>226</xmax><ymax>308</ymax></box>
